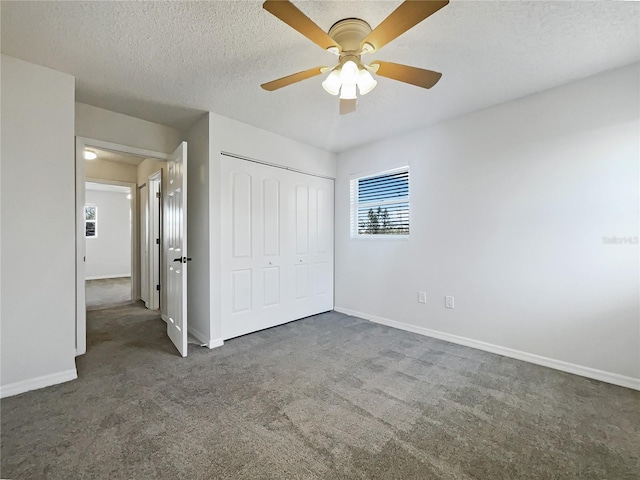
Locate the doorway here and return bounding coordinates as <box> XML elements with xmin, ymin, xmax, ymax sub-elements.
<box><xmin>140</xmin><ymin>170</ymin><xmax>162</xmax><ymax>311</ymax></box>
<box><xmin>84</xmin><ymin>180</ymin><xmax>135</xmax><ymax>310</ymax></box>
<box><xmin>75</xmin><ymin>137</ymin><xmax>170</xmax><ymax>356</ymax></box>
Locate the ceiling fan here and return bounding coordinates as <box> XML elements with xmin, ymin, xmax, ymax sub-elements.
<box><xmin>260</xmin><ymin>0</ymin><xmax>449</xmax><ymax>115</ymax></box>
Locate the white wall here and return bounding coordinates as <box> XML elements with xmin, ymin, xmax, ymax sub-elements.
<box><xmin>76</xmin><ymin>103</ymin><xmax>183</xmax><ymax>154</ymax></box>
<box><xmin>185</xmin><ymin>114</ymin><xmax>211</xmax><ymax>344</ymax></box>
<box><xmin>1</xmin><ymin>55</ymin><xmax>77</xmax><ymax>397</ymax></box>
<box><xmin>196</xmin><ymin>113</ymin><xmax>337</xmax><ymax>345</ymax></box>
<box><xmin>85</xmin><ymin>189</ymin><xmax>132</xmax><ymax>279</ymax></box>
<box><xmin>137</xmin><ymin>158</ymin><xmax>166</xmax><ymax>186</ymax></box>
<box><xmin>335</xmin><ymin>63</ymin><xmax>640</xmax><ymax>388</ymax></box>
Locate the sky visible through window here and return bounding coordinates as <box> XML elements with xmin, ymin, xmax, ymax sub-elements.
<box><xmin>357</xmin><ymin>170</ymin><xmax>409</xmax><ymax>235</ymax></box>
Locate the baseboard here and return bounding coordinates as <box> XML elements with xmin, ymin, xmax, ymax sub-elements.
<box><xmin>334</xmin><ymin>307</ymin><xmax>640</xmax><ymax>391</ymax></box>
<box><xmin>161</xmin><ymin>314</ymin><xmax>168</xmax><ymax>323</ymax></box>
<box><xmin>185</xmin><ymin>325</ymin><xmax>224</xmax><ymax>350</ymax></box>
<box><xmin>0</xmin><ymin>368</ymin><xmax>78</xmax><ymax>399</ymax></box>
<box><xmin>86</xmin><ymin>274</ymin><xmax>131</xmax><ymax>280</ymax></box>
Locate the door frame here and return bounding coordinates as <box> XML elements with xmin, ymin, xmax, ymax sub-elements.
<box><xmin>139</xmin><ymin>182</ymin><xmax>150</xmax><ymax>308</ymax></box>
<box><xmin>148</xmin><ymin>170</ymin><xmax>163</xmax><ymax>311</ymax></box>
<box><xmin>75</xmin><ymin>137</ymin><xmax>168</xmax><ymax>356</ymax></box>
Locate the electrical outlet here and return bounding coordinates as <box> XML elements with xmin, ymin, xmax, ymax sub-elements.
<box><xmin>445</xmin><ymin>296</ymin><xmax>455</xmax><ymax>309</ymax></box>
<box><xmin>418</xmin><ymin>291</ymin><xmax>427</xmax><ymax>303</ymax></box>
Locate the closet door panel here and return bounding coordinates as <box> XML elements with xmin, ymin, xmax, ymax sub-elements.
<box><xmin>221</xmin><ymin>155</ymin><xmax>333</xmax><ymax>340</ymax></box>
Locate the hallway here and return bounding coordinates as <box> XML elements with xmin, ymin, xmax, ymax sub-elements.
<box><xmin>85</xmin><ymin>277</ymin><xmax>132</xmax><ymax>311</ymax></box>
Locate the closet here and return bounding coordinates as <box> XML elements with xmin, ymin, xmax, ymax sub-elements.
<box><xmin>221</xmin><ymin>154</ymin><xmax>334</xmax><ymax>340</ymax></box>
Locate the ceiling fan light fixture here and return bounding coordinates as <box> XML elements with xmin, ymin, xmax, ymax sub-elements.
<box><xmin>339</xmin><ymin>83</ymin><xmax>357</xmax><ymax>100</ymax></box>
<box><xmin>322</xmin><ymin>70</ymin><xmax>342</xmax><ymax>96</ymax></box>
<box><xmin>357</xmin><ymin>68</ymin><xmax>377</xmax><ymax>95</ymax></box>
<box><xmin>340</xmin><ymin>60</ymin><xmax>359</xmax><ymax>85</ymax></box>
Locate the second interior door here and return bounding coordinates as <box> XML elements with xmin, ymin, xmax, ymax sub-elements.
<box><xmin>221</xmin><ymin>155</ymin><xmax>334</xmax><ymax>340</ymax></box>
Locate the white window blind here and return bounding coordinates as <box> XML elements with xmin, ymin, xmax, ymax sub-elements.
<box><xmin>351</xmin><ymin>167</ymin><xmax>409</xmax><ymax>236</ymax></box>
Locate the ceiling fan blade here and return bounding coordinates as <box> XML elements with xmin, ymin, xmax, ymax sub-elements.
<box><xmin>371</xmin><ymin>61</ymin><xmax>442</xmax><ymax>89</ymax></box>
<box><xmin>340</xmin><ymin>98</ymin><xmax>357</xmax><ymax>115</ymax></box>
<box><xmin>263</xmin><ymin>1</ymin><xmax>340</xmax><ymax>52</ymax></box>
<box><xmin>261</xmin><ymin>66</ymin><xmax>328</xmax><ymax>91</ymax></box>
<box><xmin>361</xmin><ymin>0</ymin><xmax>448</xmax><ymax>53</ymax></box>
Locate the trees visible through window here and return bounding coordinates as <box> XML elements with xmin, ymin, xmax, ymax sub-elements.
<box><xmin>351</xmin><ymin>167</ymin><xmax>409</xmax><ymax>236</ymax></box>
<box><xmin>85</xmin><ymin>205</ymin><xmax>97</xmax><ymax>238</ymax></box>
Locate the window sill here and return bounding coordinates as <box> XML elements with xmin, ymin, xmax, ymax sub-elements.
<box><xmin>350</xmin><ymin>235</ymin><xmax>410</xmax><ymax>241</ymax></box>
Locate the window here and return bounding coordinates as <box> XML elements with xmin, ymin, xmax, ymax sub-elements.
<box><xmin>351</xmin><ymin>167</ymin><xmax>409</xmax><ymax>237</ymax></box>
<box><xmin>85</xmin><ymin>205</ymin><xmax>97</xmax><ymax>238</ymax></box>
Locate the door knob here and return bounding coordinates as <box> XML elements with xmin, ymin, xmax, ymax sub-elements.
<box><xmin>173</xmin><ymin>257</ymin><xmax>193</xmax><ymax>263</ymax></box>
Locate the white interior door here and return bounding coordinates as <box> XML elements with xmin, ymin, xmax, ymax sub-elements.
<box><xmin>149</xmin><ymin>172</ymin><xmax>162</xmax><ymax>310</ymax></box>
<box><xmin>140</xmin><ymin>184</ymin><xmax>150</xmax><ymax>307</ymax></box>
<box><xmin>164</xmin><ymin>142</ymin><xmax>188</xmax><ymax>356</ymax></box>
<box><xmin>221</xmin><ymin>155</ymin><xmax>334</xmax><ymax>340</ymax></box>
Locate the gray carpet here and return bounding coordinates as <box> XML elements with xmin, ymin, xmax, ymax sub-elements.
<box><xmin>86</xmin><ymin>277</ymin><xmax>132</xmax><ymax>310</ymax></box>
<box><xmin>2</xmin><ymin>303</ymin><xmax>639</xmax><ymax>479</ymax></box>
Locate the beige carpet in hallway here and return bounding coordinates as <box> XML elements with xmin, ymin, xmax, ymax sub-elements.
<box><xmin>85</xmin><ymin>276</ymin><xmax>132</xmax><ymax>310</ymax></box>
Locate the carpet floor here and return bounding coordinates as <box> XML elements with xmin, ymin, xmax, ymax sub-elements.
<box><xmin>86</xmin><ymin>277</ymin><xmax>132</xmax><ymax>311</ymax></box>
<box><xmin>1</xmin><ymin>303</ymin><xmax>638</xmax><ymax>479</ymax></box>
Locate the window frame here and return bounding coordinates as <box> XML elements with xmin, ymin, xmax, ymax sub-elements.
<box><xmin>350</xmin><ymin>166</ymin><xmax>410</xmax><ymax>240</ymax></box>
<box><xmin>84</xmin><ymin>204</ymin><xmax>98</xmax><ymax>239</ymax></box>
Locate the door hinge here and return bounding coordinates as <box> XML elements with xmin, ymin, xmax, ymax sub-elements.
<box><xmin>156</xmin><ymin>284</ymin><xmax>161</xmax><ymax>291</ymax></box>
<box><xmin>156</xmin><ymin>192</ymin><xmax>161</xmax><ymax>199</ymax></box>
<box><xmin>156</xmin><ymin>238</ymin><xmax>160</xmax><ymax>245</ymax></box>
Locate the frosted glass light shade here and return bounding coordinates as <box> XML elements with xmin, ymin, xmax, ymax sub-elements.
<box><xmin>339</xmin><ymin>83</ymin><xmax>357</xmax><ymax>100</ymax></box>
<box><xmin>340</xmin><ymin>60</ymin><xmax>359</xmax><ymax>84</ymax></box>
<box><xmin>357</xmin><ymin>69</ymin><xmax>377</xmax><ymax>95</ymax></box>
<box><xmin>322</xmin><ymin>70</ymin><xmax>341</xmax><ymax>96</ymax></box>
<box><xmin>84</xmin><ymin>150</ymin><xmax>97</xmax><ymax>160</ymax></box>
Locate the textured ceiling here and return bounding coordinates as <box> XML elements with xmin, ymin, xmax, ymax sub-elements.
<box><xmin>2</xmin><ymin>1</ymin><xmax>639</xmax><ymax>152</ymax></box>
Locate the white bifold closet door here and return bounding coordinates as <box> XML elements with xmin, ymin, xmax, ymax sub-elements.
<box><xmin>221</xmin><ymin>155</ymin><xmax>334</xmax><ymax>340</ymax></box>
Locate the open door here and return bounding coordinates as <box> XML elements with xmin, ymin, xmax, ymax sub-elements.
<box><xmin>165</xmin><ymin>141</ymin><xmax>188</xmax><ymax>356</ymax></box>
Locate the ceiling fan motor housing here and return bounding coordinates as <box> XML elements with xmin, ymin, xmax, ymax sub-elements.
<box><xmin>328</xmin><ymin>18</ymin><xmax>372</xmax><ymax>55</ymax></box>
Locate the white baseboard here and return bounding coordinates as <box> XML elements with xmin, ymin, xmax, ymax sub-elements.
<box><xmin>86</xmin><ymin>274</ymin><xmax>131</xmax><ymax>280</ymax></box>
<box><xmin>188</xmin><ymin>325</ymin><xmax>223</xmax><ymax>349</ymax></box>
<box><xmin>0</xmin><ymin>368</ymin><xmax>78</xmax><ymax>399</ymax></box>
<box><xmin>188</xmin><ymin>326</ymin><xmax>207</xmax><ymax>344</ymax></box>
<box><xmin>161</xmin><ymin>314</ymin><xmax>168</xmax><ymax>323</ymax></box>
<box><xmin>334</xmin><ymin>307</ymin><xmax>640</xmax><ymax>391</ymax></box>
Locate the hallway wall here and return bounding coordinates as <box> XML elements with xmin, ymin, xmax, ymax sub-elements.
<box><xmin>85</xmin><ymin>189</ymin><xmax>132</xmax><ymax>279</ymax></box>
